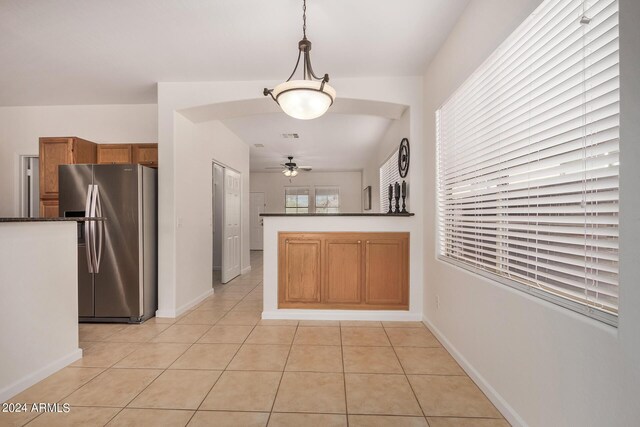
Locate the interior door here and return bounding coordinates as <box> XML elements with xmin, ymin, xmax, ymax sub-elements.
<box><xmin>222</xmin><ymin>168</ymin><xmax>242</xmax><ymax>283</ymax></box>
<box><xmin>250</xmin><ymin>192</ymin><xmax>265</xmax><ymax>250</ymax></box>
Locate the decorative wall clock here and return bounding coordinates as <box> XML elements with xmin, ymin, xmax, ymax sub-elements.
<box><xmin>398</xmin><ymin>138</ymin><xmax>410</xmax><ymax>178</ymax></box>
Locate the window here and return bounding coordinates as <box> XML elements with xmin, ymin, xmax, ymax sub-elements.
<box><xmin>315</xmin><ymin>187</ymin><xmax>340</xmax><ymax>213</ymax></box>
<box><xmin>380</xmin><ymin>149</ymin><xmax>401</xmax><ymax>213</ymax></box>
<box><xmin>436</xmin><ymin>0</ymin><xmax>619</xmax><ymax>325</ymax></box>
<box><xmin>285</xmin><ymin>187</ymin><xmax>310</xmax><ymax>213</ymax></box>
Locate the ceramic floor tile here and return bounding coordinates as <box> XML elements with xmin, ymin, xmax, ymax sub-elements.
<box><xmin>298</xmin><ymin>320</ymin><xmax>340</xmax><ymax>326</ymax></box>
<box><xmin>129</xmin><ymin>369</ymin><xmax>221</xmax><ymax>410</ymax></box>
<box><xmin>200</xmin><ymin>371</ymin><xmax>281</xmax><ymax>412</ymax></box>
<box><xmin>273</xmin><ymin>372</ymin><xmax>346</xmax><ymax>414</ymax></box>
<box><xmin>196</xmin><ymin>300</ymin><xmax>238</xmax><ymax>311</ymax></box>
<box><xmin>78</xmin><ymin>324</ymin><xmax>127</xmax><ymax>341</ymax></box>
<box><xmin>245</xmin><ymin>326</ymin><xmax>297</xmax><ymax>345</ymax></box>
<box><xmin>294</xmin><ymin>326</ymin><xmax>341</xmax><ymax>345</ymax></box>
<box><xmin>258</xmin><ymin>319</ymin><xmax>298</xmax><ymax>326</ymax></box>
<box><xmin>176</xmin><ymin>309</ymin><xmax>226</xmax><ymax>325</ymax></box>
<box><xmin>106</xmin><ymin>408</ymin><xmax>194</xmax><ymax>426</ymax></box>
<box><xmin>382</xmin><ymin>321</ymin><xmax>426</xmax><ymax>328</ymax></box>
<box><xmin>197</xmin><ymin>325</ymin><xmax>254</xmax><ymax>344</ymax></box>
<box><xmin>0</xmin><ymin>410</ymin><xmax>43</xmax><ymax>427</ymax></box>
<box><xmin>349</xmin><ymin>415</ymin><xmax>428</xmax><ymax>427</ymax></box>
<box><xmin>268</xmin><ymin>413</ymin><xmax>347</xmax><ymax>427</ymax></box>
<box><xmin>341</xmin><ymin>327</ymin><xmax>391</xmax><ymax>346</ymax></box>
<box><xmin>66</xmin><ymin>368</ymin><xmax>162</xmax><ymax>407</ymax></box>
<box><xmin>144</xmin><ymin>316</ymin><xmax>177</xmax><ymax>324</ymax></box>
<box><xmin>408</xmin><ymin>375</ymin><xmax>502</xmax><ymax>418</ymax></box>
<box><xmin>340</xmin><ymin>321</ymin><xmax>383</xmax><ymax>327</ymax></box>
<box><xmin>232</xmin><ymin>300</ymin><xmax>264</xmax><ymax>312</ymax></box>
<box><xmin>188</xmin><ymin>411</ymin><xmax>269</xmax><ymax>427</ymax></box>
<box><xmin>7</xmin><ymin>367</ymin><xmax>103</xmax><ymax>403</ymax></box>
<box><xmin>285</xmin><ymin>345</ymin><xmax>343</xmax><ymax>373</ymax></box>
<box><xmin>71</xmin><ymin>342</ymin><xmax>140</xmax><ymax>368</ymax></box>
<box><xmin>343</xmin><ymin>346</ymin><xmax>403</xmax><ymax>374</ymax></box>
<box><xmin>104</xmin><ymin>323</ymin><xmax>171</xmax><ymax>343</ymax></box>
<box><xmin>217</xmin><ymin>311</ymin><xmax>261</xmax><ymax>326</ymax></box>
<box><xmin>27</xmin><ymin>406</ymin><xmax>120</xmax><ymax>427</ymax></box>
<box><xmin>345</xmin><ymin>373</ymin><xmax>422</xmax><ymax>416</ymax></box>
<box><xmin>395</xmin><ymin>347</ymin><xmax>465</xmax><ymax>375</ymax></box>
<box><xmin>114</xmin><ymin>343</ymin><xmax>190</xmax><ymax>369</ymax></box>
<box><xmin>170</xmin><ymin>343</ymin><xmax>240</xmax><ymax>370</ymax></box>
<box><xmin>150</xmin><ymin>324</ymin><xmax>211</xmax><ymax>343</ymax></box>
<box><xmin>227</xmin><ymin>344</ymin><xmax>290</xmax><ymax>371</ymax></box>
<box><xmin>426</xmin><ymin>418</ymin><xmax>510</xmax><ymax>427</ymax></box>
<box><xmin>386</xmin><ymin>328</ymin><xmax>441</xmax><ymax>347</ymax></box>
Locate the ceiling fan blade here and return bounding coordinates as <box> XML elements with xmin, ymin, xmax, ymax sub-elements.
<box><xmin>265</xmin><ymin>167</ymin><xmax>285</xmax><ymax>170</ymax></box>
<box><xmin>299</xmin><ymin>166</ymin><xmax>313</xmax><ymax>171</ymax></box>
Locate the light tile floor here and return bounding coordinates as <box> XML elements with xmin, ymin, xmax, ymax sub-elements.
<box><xmin>1</xmin><ymin>251</ymin><xmax>509</xmax><ymax>426</ymax></box>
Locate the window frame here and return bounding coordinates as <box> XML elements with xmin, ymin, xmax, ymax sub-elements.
<box><xmin>284</xmin><ymin>186</ymin><xmax>310</xmax><ymax>214</ymax></box>
<box><xmin>314</xmin><ymin>186</ymin><xmax>340</xmax><ymax>214</ymax></box>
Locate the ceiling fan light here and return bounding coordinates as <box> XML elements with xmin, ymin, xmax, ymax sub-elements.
<box><xmin>291</xmin><ymin>170</ymin><xmax>299</xmax><ymax>177</ymax></box>
<box><xmin>273</xmin><ymin>80</ymin><xmax>336</xmax><ymax>120</ymax></box>
<box><xmin>283</xmin><ymin>169</ymin><xmax>292</xmax><ymax>177</ymax></box>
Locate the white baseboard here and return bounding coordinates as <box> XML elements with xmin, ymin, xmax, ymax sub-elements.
<box><xmin>156</xmin><ymin>288</ymin><xmax>214</xmax><ymax>319</ymax></box>
<box><xmin>422</xmin><ymin>316</ymin><xmax>525</xmax><ymax>427</ymax></box>
<box><xmin>241</xmin><ymin>265</ymin><xmax>252</xmax><ymax>275</ymax></box>
<box><xmin>0</xmin><ymin>348</ymin><xmax>83</xmax><ymax>403</ymax></box>
<box><xmin>263</xmin><ymin>310</ymin><xmax>422</xmax><ymax>322</ymax></box>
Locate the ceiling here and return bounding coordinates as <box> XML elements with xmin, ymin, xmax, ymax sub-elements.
<box><xmin>221</xmin><ymin>112</ymin><xmax>393</xmax><ymax>172</ymax></box>
<box><xmin>0</xmin><ymin>0</ymin><xmax>470</xmax><ymax>106</ymax></box>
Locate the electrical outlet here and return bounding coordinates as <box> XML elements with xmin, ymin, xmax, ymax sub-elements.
<box><xmin>436</xmin><ymin>295</ymin><xmax>441</xmax><ymax>310</ymax></box>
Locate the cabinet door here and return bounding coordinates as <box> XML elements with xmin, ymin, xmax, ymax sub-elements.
<box><xmin>364</xmin><ymin>236</ymin><xmax>409</xmax><ymax>307</ymax></box>
<box><xmin>97</xmin><ymin>144</ymin><xmax>132</xmax><ymax>164</ymax></box>
<box><xmin>279</xmin><ymin>237</ymin><xmax>321</xmax><ymax>305</ymax></box>
<box><xmin>39</xmin><ymin>138</ymin><xmax>72</xmax><ymax>199</ymax></box>
<box><xmin>323</xmin><ymin>238</ymin><xmax>362</xmax><ymax>304</ymax></box>
<box><xmin>40</xmin><ymin>199</ymin><xmax>59</xmax><ymax>218</ymax></box>
<box><xmin>132</xmin><ymin>144</ymin><xmax>158</xmax><ymax>167</ymax></box>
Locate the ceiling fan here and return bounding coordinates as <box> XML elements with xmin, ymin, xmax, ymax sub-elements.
<box><xmin>266</xmin><ymin>156</ymin><xmax>313</xmax><ymax>177</ymax></box>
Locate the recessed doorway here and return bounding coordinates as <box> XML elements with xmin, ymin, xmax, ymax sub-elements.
<box><xmin>212</xmin><ymin>161</ymin><xmax>242</xmax><ymax>285</ymax></box>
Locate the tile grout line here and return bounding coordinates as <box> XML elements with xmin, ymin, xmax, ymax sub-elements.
<box><xmin>382</xmin><ymin>325</ymin><xmax>429</xmax><ymax>423</ymax></box>
<box><xmin>265</xmin><ymin>320</ymin><xmax>299</xmax><ymax>425</ymax></box>
<box><xmin>340</xmin><ymin>324</ymin><xmax>349</xmax><ymax>427</ymax></box>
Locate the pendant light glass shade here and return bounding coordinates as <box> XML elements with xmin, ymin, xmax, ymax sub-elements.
<box><xmin>273</xmin><ymin>80</ymin><xmax>336</xmax><ymax>120</ymax></box>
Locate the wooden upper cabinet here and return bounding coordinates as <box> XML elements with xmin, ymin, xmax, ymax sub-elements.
<box><xmin>279</xmin><ymin>236</ymin><xmax>322</xmax><ymax>304</ymax></box>
<box><xmin>39</xmin><ymin>199</ymin><xmax>59</xmax><ymax>218</ymax></box>
<box><xmin>323</xmin><ymin>238</ymin><xmax>363</xmax><ymax>304</ymax></box>
<box><xmin>364</xmin><ymin>236</ymin><xmax>409</xmax><ymax>307</ymax></box>
<box><xmin>39</xmin><ymin>137</ymin><xmax>97</xmax><ymax>200</ymax></box>
<box><xmin>132</xmin><ymin>144</ymin><xmax>158</xmax><ymax>167</ymax></box>
<box><xmin>97</xmin><ymin>144</ymin><xmax>132</xmax><ymax>164</ymax></box>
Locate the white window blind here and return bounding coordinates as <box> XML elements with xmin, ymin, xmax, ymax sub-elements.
<box><xmin>315</xmin><ymin>186</ymin><xmax>340</xmax><ymax>213</ymax></box>
<box><xmin>285</xmin><ymin>187</ymin><xmax>310</xmax><ymax>214</ymax></box>
<box><xmin>436</xmin><ymin>0</ymin><xmax>619</xmax><ymax>325</ymax></box>
<box><xmin>380</xmin><ymin>149</ymin><xmax>401</xmax><ymax>213</ymax></box>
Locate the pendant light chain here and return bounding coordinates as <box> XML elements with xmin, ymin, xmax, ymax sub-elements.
<box><xmin>302</xmin><ymin>0</ymin><xmax>307</xmax><ymax>39</ymax></box>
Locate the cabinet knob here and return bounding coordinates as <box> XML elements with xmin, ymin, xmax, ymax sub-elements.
<box><xmin>357</xmin><ymin>240</ymin><xmax>361</xmax><ymax>244</ymax></box>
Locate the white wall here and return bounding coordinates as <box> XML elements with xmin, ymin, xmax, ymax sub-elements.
<box><xmin>0</xmin><ymin>222</ymin><xmax>81</xmax><ymax>402</ymax></box>
<box><xmin>421</xmin><ymin>0</ymin><xmax>640</xmax><ymax>426</ymax></box>
<box><xmin>249</xmin><ymin>171</ymin><xmax>363</xmax><ymax>213</ymax></box>
<box><xmin>0</xmin><ymin>104</ymin><xmax>158</xmax><ymax>217</ymax></box>
<box><xmin>362</xmin><ymin>108</ymin><xmax>411</xmax><ymax>213</ymax></box>
<box><xmin>157</xmin><ymin>77</ymin><xmax>424</xmax><ymax>319</ymax></box>
<box><xmin>171</xmin><ymin>114</ymin><xmax>251</xmax><ymax>314</ymax></box>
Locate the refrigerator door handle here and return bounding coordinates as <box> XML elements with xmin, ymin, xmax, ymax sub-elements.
<box><xmin>84</xmin><ymin>184</ymin><xmax>94</xmax><ymax>274</ymax></box>
<box><xmin>94</xmin><ymin>185</ymin><xmax>104</xmax><ymax>273</ymax></box>
<box><xmin>90</xmin><ymin>184</ymin><xmax>99</xmax><ymax>273</ymax></box>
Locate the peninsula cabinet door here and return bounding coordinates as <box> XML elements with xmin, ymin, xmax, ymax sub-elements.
<box><xmin>364</xmin><ymin>237</ymin><xmax>409</xmax><ymax>307</ymax></box>
<box><xmin>323</xmin><ymin>238</ymin><xmax>363</xmax><ymax>304</ymax></box>
<box><xmin>280</xmin><ymin>237</ymin><xmax>322</xmax><ymax>304</ymax></box>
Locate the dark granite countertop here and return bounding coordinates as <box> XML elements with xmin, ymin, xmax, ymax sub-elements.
<box><xmin>260</xmin><ymin>213</ymin><xmax>414</xmax><ymax>217</ymax></box>
<box><xmin>0</xmin><ymin>217</ymin><xmax>106</xmax><ymax>223</ymax></box>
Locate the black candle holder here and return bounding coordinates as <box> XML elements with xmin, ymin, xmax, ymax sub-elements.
<box><xmin>401</xmin><ymin>180</ymin><xmax>408</xmax><ymax>213</ymax></box>
<box><xmin>387</xmin><ymin>184</ymin><xmax>393</xmax><ymax>214</ymax></box>
<box><xmin>394</xmin><ymin>182</ymin><xmax>401</xmax><ymax>214</ymax></box>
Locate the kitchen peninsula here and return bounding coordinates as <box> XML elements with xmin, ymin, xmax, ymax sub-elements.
<box><xmin>0</xmin><ymin>217</ymin><xmax>102</xmax><ymax>402</ymax></box>
<box><xmin>260</xmin><ymin>213</ymin><xmax>421</xmax><ymax>322</ymax></box>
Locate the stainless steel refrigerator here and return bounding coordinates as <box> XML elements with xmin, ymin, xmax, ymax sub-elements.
<box><xmin>59</xmin><ymin>164</ymin><xmax>157</xmax><ymax>323</ymax></box>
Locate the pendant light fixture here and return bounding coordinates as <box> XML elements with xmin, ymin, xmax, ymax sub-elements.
<box><xmin>263</xmin><ymin>0</ymin><xmax>336</xmax><ymax>120</ymax></box>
